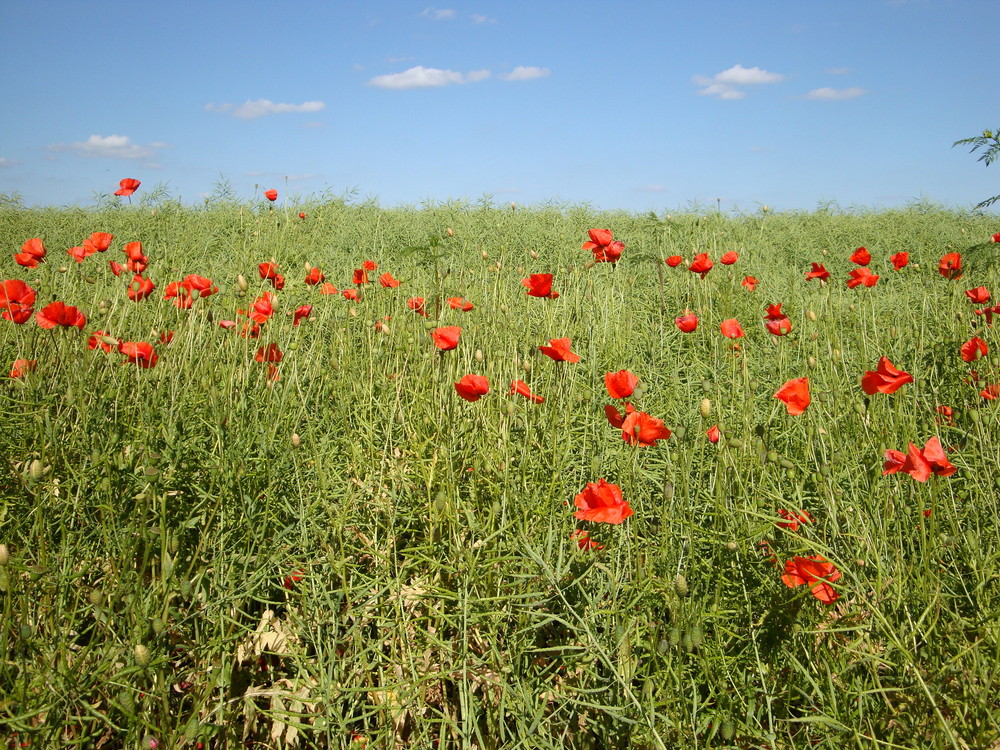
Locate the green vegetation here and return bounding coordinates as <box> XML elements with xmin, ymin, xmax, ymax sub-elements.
<box><xmin>1</xmin><ymin>198</ymin><xmax>999</xmax><ymax>748</ymax></box>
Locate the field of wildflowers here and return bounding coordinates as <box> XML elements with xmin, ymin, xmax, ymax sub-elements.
<box><xmin>1</xmin><ymin>189</ymin><xmax>999</xmax><ymax>748</ymax></box>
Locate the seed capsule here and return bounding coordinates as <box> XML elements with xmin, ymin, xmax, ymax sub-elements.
<box><xmin>806</xmin><ymin>310</ymin><xmax>817</xmax><ymax>322</ymax></box>
<box><xmin>28</xmin><ymin>459</ymin><xmax>43</xmax><ymax>482</ymax></box>
<box><xmin>237</xmin><ymin>274</ymin><xmax>249</xmax><ymax>291</ymax></box>
<box><xmin>674</xmin><ymin>574</ymin><xmax>689</xmax><ymax>597</ymax></box>
<box><xmin>291</xmin><ymin>433</ymin><xmax>302</xmax><ymax>448</ymax></box>
<box><xmin>134</xmin><ymin>644</ymin><xmax>151</xmax><ymax>668</ymax></box>
<box><xmin>699</xmin><ymin>398</ymin><xmax>712</xmax><ymax>419</ymax></box>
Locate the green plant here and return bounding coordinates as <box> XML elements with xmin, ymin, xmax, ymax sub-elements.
<box><xmin>952</xmin><ymin>128</ymin><xmax>1000</xmax><ymax>209</ymax></box>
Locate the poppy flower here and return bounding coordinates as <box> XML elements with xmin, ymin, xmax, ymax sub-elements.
<box><xmin>454</xmin><ymin>374</ymin><xmax>490</xmax><ymax>402</ymax></box>
<box><xmin>665</xmin><ymin>255</ymin><xmax>684</xmax><ymax>267</ymax></box>
<box><xmin>861</xmin><ymin>357</ymin><xmax>914</xmax><ymax>395</ymax></box>
<box><xmin>293</xmin><ymin>304</ymin><xmax>312</xmax><ymax>326</ymax></box>
<box><xmin>259</xmin><ymin>262</ymin><xmax>280</xmax><ymax>280</ymax></box>
<box><xmin>320</xmin><ymin>283</ymin><xmax>339</xmax><ymax>295</ymax></box>
<box><xmin>689</xmin><ymin>253</ymin><xmax>713</xmax><ymax>278</ymax></box>
<box><xmin>720</xmin><ymin>250</ymin><xmax>739</xmax><ymax>265</ymax></box>
<box><xmin>884</xmin><ymin>436</ymin><xmax>956</xmax><ymax>481</ymax></box>
<box><xmin>992</xmin><ymin>233</ymin><xmax>1000</xmax><ymax>243</ymax></box>
<box><xmin>522</xmin><ymin>273</ymin><xmax>559</xmax><ymax>299</ymax></box>
<box><xmin>935</xmin><ymin>405</ymin><xmax>955</xmax><ymax>426</ymax></box>
<box><xmin>805</xmin><ymin>263</ymin><xmax>830</xmax><ymax>281</ymax></box>
<box><xmin>353</xmin><ymin>268</ymin><xmax>370</xmax><ymax>285</ymax></box>
<box><xmin>621</xmin><ymin>410</ymin><xmax>671</xmax><ymax>447</ymax></box>
<box><xmin>342</xmin><ymin>288</ymin><xmax>359</xmax><ymax>301</ymax></box>
<box><xmin>720</xmin><ymin>319</ymin><xmax>745</xmax><ymax>339</ymax></box>
<box><xmin>431</xmin><ymin>326</ymin><xmax>461</xmax><ymax>350</ymax></box>
<box><xmin>67</xmin><ymin>245</ymin><xmax>91</xmax><ymax>263</ymax></box>
<box><xmin>159</xmin><ymin>331</ymin><xmax>174</xmax><ymax>345</ymax></box>
<box><xmin>981</xmin><ymin>384</ymin><xmax>1000</xmax><ymax>400</ymax></box>
<box><xmin>890</xmin><ymin>251</ymin><xmax>909</xmax><ymax>270</ymax></box>
<box><xmin>123</xmin><ymin>241</ymin><xmax>148</xmax><ymax>273</ymax></box>
<box><xmin>407</xmin><ymin>297</ymin><xmax>428</xmax><ymax>316</ymax></box>
<box><xmin>182</xmin><ymin>274</ymin><xmax>217</xmax><ymax>299</ymax></box>
<box><xmin>570</xmin><ymin>529</ymin><xmax>604</xmax><ymax>551</ymax></box>
<box><xmin>965</xmin><ymin>286</ymin><xmax>991</xmax><ymax>304</ymax></box>
<box><xmin>15</xmin><ymin>238</ymin><xmax>46</xmax><ymax>268</ymax></box>
<box><xmin>255</xmin><ymin>343</ymin><xmax>283</xmax><ymax>363</ymax></box>
<box><xmin>939</xmin><ymin>252</ymin><xmax>963</xmax><ymax>280</ymax></box>
<box><xmin>88</xmin><ymin>330</ymin><xmax>118</xmax><ymax>352</ymax></box>
<box><xmin>604</xmin><ymin>402</ymin><xmax>635</xmax><ymax>429</ymax></box>
<box><xmin>961</xmin><ymin>336</ymin><xmax>988</xmax><ymax>362</ymax></box>
<box><xmin>582</xmin><ymin>228</ymin><xmax>624</xmax><ymax>263</ymax></box>
<box><xmin>304</xmin><ymin>267</ymin><xmax>325</xmax><ymax>285</ymax></box>
<box><xmin>975</xmin><ymin>304</ymin><xmax>1000</xmax><ymax>326</ymax></box>
<box><xmin>776</xmin><ymin>509</ymin><xmax>813</xmax><ymax>532</ymax></box>
<box><xmin>605</xmin><ymin>369</ymin><xmax>638</xmax><ymax>399</ymax></box>
<box><xmin>264</xmin><ymin>189</ymin><xmax>278</xmax><ymax>202</ymax></box>
<box><xmin>849</xmin><ymin>246</ymin><xmax>871</xmax><ymax>265</ymax></box>
<box><xmin>706</xmin><ymin>425</ymin><xmax>720</xmax><ymax>444</ymax></box>
<box><xmin>0</xmin><ymin>279</ymin><xmax>36</xmax><ymax>324</ymax></box>
<box><xmin>114</xmin><ymin>178</ymin><xmax>141</xmax><ymax>197</ymax></box>
<box><xmin>675</xmin><ymin>311</ymin><xmax>698</xmax><ymax>333</ymax></box>
<box><xmin>847</xmin><ymin>267</ymin><xmax>879</xmax><ymax>289</ymax></box>
<box><xmin>249</xmin><ymin>292</ymin><xmax>276</xmax><ymax>323</ymax></box>
<box><xmin>509</xmin><ymin>380</ymin><xmax>544</xmax><ymax>403</ymax></box>
<box><xmin>379</xmin><ymin>272</ymin><xmax>400</xmax><ymax>288</ymax></box>
<box><xmin>282</xmin><ymin>569</ymin><xmax>306</xmax><ymax>590</ymax></box>
<box><xmin>538</xmin><ymin>337</ymin><xmax>580</xmax><ymax>363</ymax></box>
<box><xmin>118</xmin><ymin>340</ymin><xmax>158</xmax><ymax>368</ymax></box>
<box><xmin>573</xmin><ymin>478</ymin><xmax>632</xmax><ymax>524</ymax></box>
<box><xmin>109</xmin><ymin>261</ymin><xmax>125</xmax><ymax>276</ymax></box>
<box><xmin>781</xmin><ymin>555</ymin><xmax>841</xmax><ymax>604</ymax></box>
<box><xmin>84</xmin><ymin>232</ymin><xmax>114</xmax><ymax>254</ymax></box>
<box><xmin>448</xmin><ymin>297</ymin><xmax>474</xmax><ymax>312</ymax></box>
<box><xmin>127</xmin><ymin>274</ymin><xmax>155</xmax><ymax>302</ymax></box>
<box><xmin>9</xmin><ymin>358</ymin><xmax>36</xmax><ymax>378</ymax></box>
<box><xmin>742</xmin><ymin>276</ymin><xmax>758</xmax><ymax>291</ymax></box>
<box><xmin>36</xmin><ymin>301</ymin><xmax>86</xmax><ymax>330</ymax></box>
<box><xmin>774</xmin><ymin>377</ymin><xmax>810</xmax><ymax>415</ymax></box>
<box><xmin>363</xmin><ymin>260</ymin><xmax>378</xmax><ymax>271</ymax></box>
<box><xmin>298</xmin><ymin>212</ymin><xmax>306</xmax><ymax>220</ymax></box>
<box><xmin>763</xmin><ymin>303</ymin><xmax>792</xmax><ymax>336</ymax></box>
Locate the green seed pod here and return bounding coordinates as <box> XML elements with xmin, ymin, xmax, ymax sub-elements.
<box><xmin>969</xmin><ymin>410</ymin><xmax>981</xmax><ymax>424</ymax></box>
<box><xmin>28</xmin><ymin>459</ymin><xmax>43</xmax><ymax>482</ymax></box>
<box><xmin>779</xmin><ymin>458</ymin><xmax>795</xmax><ymax>470</ymax></box>
<box><xmin>728</xmin><ymin>438</ymin><xmax>744</xmax><ymax>450</ymax></box>
<box><xmin>672</xmin><ymin>426</ymin><xmax>686</xmax><ymax>440</ymax></box>
<box><xmin>689</xmin><ymin>625</ymin><xmax>704</xmax><ymax>647</ymax></box>
<box><xmin>682</xmin><ymin>630</ymin><xmax>694</xmax><ymax>652</ymax></box>
<box><xmin>766</xmin><ymin>451</ymin><xmax>778</xmax><ymax>464</ymax></box>
<box><xmin>674</xmin><ymin>574</ymin><xmax>689</xmax><ymax>597</ymax></box>
<box><xmin>699</xmin><ymin>398</ymin><xmax>712</xmax><ymax>419</ymax></box>
<box><xmin>474</xmin><ymin>349</ymin><xmax>484</xmax><ymax>362</ymax></box>
<box><xmin>0</xmin><ymin>544</ymin><xmax>9</xmax><ymax>566</ymax></box>
<box><xmin>819</xmin><ymin>464</ymin><xmax>832</xmax><ymax>477</ymax></box>
<box><xmin>701</xmin><ymin>380</ymin><xmax>713</xmax><ymax>393</ymax></box>
<box><xmin>720</xmin><ymin>717</ymin><xmax>735</xmax><ymax>740</ymax></box>
<box><xmin>134</xmin><ymin>644</ymin><xmax>151</xmax><ymax>668</ymax></box>
<box><xmin>179</xmin><ymin>579</ymin><xmax>192</xmax><ymax>598</ymax></box>
<box><xmin>668</xmin><ymin>626</ymin><xmax>681</xmax><ymax>646</ymax></box>
<box><xmin>854</xmin><ymin>402</ymin><xmax>866</xmax><ymax>416</ymax></box>
<box><xmin>168</xmin><ymin>534</ymin><xmax>179</xmax><ymax>555</ymax></box>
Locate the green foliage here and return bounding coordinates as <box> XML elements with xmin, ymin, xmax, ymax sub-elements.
<box><xmin>952</xmin><ymin>128</ymin><xmax>1000</xmax><ymax>209</ymax></box>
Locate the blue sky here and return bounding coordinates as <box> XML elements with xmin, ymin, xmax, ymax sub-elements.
<box><xmin>2</xmin><ymin>0</ymin><xmax>998</xmax><ymax>212</ymax></box>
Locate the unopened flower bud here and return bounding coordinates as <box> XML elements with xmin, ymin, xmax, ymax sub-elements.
<box><xmin>134</xmin><ymin>643</ymin><xmax>151</xmax><ymax>668</ymax></box>
<box><xmin>237</xmin><ymin>274</ymin><xmax>249</xmax><ymax>292</ymax></box>
<box><xmin>291</xmin><ymin>433</ymin><xmax>302</xmax><ymax>448</ymax></box>
<box><xmin>674</xmin><ymin>574</ymin><xmax>689</xmax><ymax>597</ymax></box>
<box><xmin>699</xmin><ymin>398</ymin><xmax>712</xmax><ymax>419</ymax></box>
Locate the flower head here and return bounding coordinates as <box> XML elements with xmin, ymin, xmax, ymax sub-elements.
<box><xmin>861</xmin><ymin>357</ymin><xmax>913</xmax><ymax>395</ymax></box>
<box><xmin>781</xmin><ymin>555</ymin><xmax>841</xmax><ymax>604</ymax></box>
<box><xmin>675</xmin><ymin>310</ymin><xmax>698</xmax><ymax>332</ymax></box>
<box><xmin>114</xmin><ymin>178</ymin><xmax>141</xmax><ymax>197</ymax></box>
<box><xmin>582</xmin><ymin>228</ymin><xmax>625</xmax><ymax>263</ymax></box>
<box><xmin>939</xmin><ymin>252</ymin><xmax>962</xmax><ymax>280</ymax></box>
<box><xmin>36</xmin><ymin>301</ymin><xmax>86</xmax><ymax>330</ymax></box>
<box><xmin>805</xmin><ymin>262</ymin><xmax>830</xmax><ymax>282</ymax></box>
<box><xmin>849</xmin><ymin>246</ymin><xmax>871</xmax><ymax>265</ymax></box>
<box><xmin>720</xmin><ymin>250</ymin><xmax>739</xmax><ymax>265</ymax></box>
<box><xmin>454</xmin><ymin>374</ymin><xmax>490</xmax><ymax>402</ymax></box>
<box><xmin>605</xmin><ymin>369</ymin><xmax>638</xmax><ymax>399</ymax></box>
<box><xmin>522</xmin><ymin>273</ymin><xmax>559</xmax><ymax>299</ymax></box>
<box><xmin>118</xmin><ymin>340</ymin><xmax>158</xmax><ymax>368</ymax></box>
<box><xmin>720</xmin><ymin>319</ymin><xmax>745</xmax><ymax>339</ymax></box>
<box><xmin>264</xmin><ymin>189</ymin><xmax>278</xmax><ymax>202</ymax></box>
<box><xmin>538</xmin><ymin>337</ymin><xmax>580</xmax><ymax>363</ymax></box>
<box><xmin>665</xmin><ymin>255</ymin><xmax>684</xmax><ymax>267</ymax></box>
<box><xmin>847</xmin><ymin>267</ymin><xmax>879</xmax><ymax>289</ymax></box>
<box><xmin>509</xmin><ymin>380</ymin><xmax>544</xmax><ymax>403</ymax></box>
<box><xmin>621</xmin><ymin>410</ymin><xmax>671</xmax><ymax>447</ymax></box>
<box><xmin>890</xmin><ymin>251</ymin><xmax>909</xmax><ymax>270</ymax></box>
<box><xmin>431</xmin><ymin>326</ymin><xmax>462</xmax><ymax>351</ymax></box>
<box><xmin>574</xmin><ymin>479</ymin><xmax>632</xmax><ymax>524</ymax></box>
<box><xmin>689</xmin><ymin>253</ymin><xmax>713</xmax><ymax>278</ymax></box>
<box><xmin>774</xmin><ymin>377</ymin><xmax>810</xmax><ymax>415</ymax></box>
<box><xmin>763</xmin><ymin>303</ymin><xmax>791</xmax><ymax>336</ymax></box>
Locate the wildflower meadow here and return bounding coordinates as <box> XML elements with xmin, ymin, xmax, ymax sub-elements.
<box><xmin>1</xmin><ymin>186</ymin><xmax>999</xmax><ymax>748</ymax></box>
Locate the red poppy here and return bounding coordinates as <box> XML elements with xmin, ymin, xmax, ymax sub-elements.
<box><xmin>431</xmin><ymin>326</ymin><xmax>462</xmax><ymax>350</ymax></box>
<box><xmin>9</xmin><ymin>358</ymin><xmax>36</xmax><ymax>378</ymax></box>
<box><xmin>884</xmin><ymin>436</ymin><xmax>956</xmax><ymax>481</ymax></box>
<box><xmin>604</xmin><ymin>402</ymin><xmax>635</xmax><ymax>429</ymax></box>
<box><xmin>509</xmin><ymin>380</ymin><xmax>544</xmax><ymax>403</ymax></box>
<box><xmin>538</xmin><ymin>337</ymin><xmax>580</xmax><ymax>363</ymax></box>
<box><xmin>861</xmin><ymin>357</ymin><xmax>913</xmax><ymax>395</ymax></box>
<box><xmin>522</xmin><ymin>273</ymin><xmax>559</xmax><ymax>299</ymax></box>
<box><xmin>776</xmin><ymin>509</ymin><xmax>813</xmax><ymax>532</ymax></box>
<box><xmin>159</xmin><ymin>330</ymin><xmax>174</xmax><ymax>345</ymax></box>
<box><xmin>454</xmin><ymin>374</ymin><xmax>490</xmax><ymax>402</ymax></box>
<box><xmin>675</xmin><ymin>311</ymin><xmax>698</xmax><ymax>333</ymax></box>
<box><xmin>939</xmin><ymin>252</ymin><xmax>963</xmax><ymax>280</ymax></box>
<box><xmin>582</xmin><ymin>228</ymin><xmax>624</xmax><ymax>263</ymax></box>
<box><xmin>890</xmin><ymin>251</ymin><xmax>909</xmax><ymax>270</ymax></box>
<box><xmin>118</xmin><ymin>340</ymin><xmax>158</xmax><ymax>368</ymax></box>
<box><xmin>720</xmin><ymin>319</ymin><xmax>745</xmax><ymax>339</ymax></box>
<box><xmin>114</xmin><ymin>178</ymin><xmax>141</xmax><ymax>197</ymax></box>
<box><xmin>85</xmin><ymin>232</ymin><xmax>114</xmax><ymax>254</ymax></box>
<box><xmin>407</xmin><ymin>297</ymin><xmax>428</xmax><ymax>316</ymax></box>
<box><xmin>353</xmin><ymin>268</ymin><xmax>370</xmax><ymax>285</ymax></box>
<box><xmin>259</xmin><ymin>262</ymin><xmax>280</xmax><ymax>280</ymax></box>
<box><xmin>0</xmin><ymin>279</ymin><xmax>37</xmax><ymax>324</ymax></box>
<box><xmin>706</xmin><ymin>425</ymin><xmax>720</xmax><ymax>444</ymax></box>
<box><xmin>935</xmin><ymin>405</ymin><xmax>955</xmax><ymax>425</ymax></box>
<box><xmin>123</xmin><ymin>241</ymin><xmax>148</xmax><ymax>274</ymax></box>
<box><xmin>36</xmin><ymin>301</ymin><xmax>86</xmax><ymax>330</ymax></box>
<box><xmin>570</xmin><ymin>529</ymin><xmax>605</xmax><ymax>551</ymax></box>
<box><xmin>992</xmin><ymin>233</ymin><xmax>1000</xmax><ymax>243</ymax></box>
<box><xmin>282</xmin><ymin>569</ymin><xmax>306</xmax><ymax>590</ymax></box>
<box><xmin>267</xmin><ymin>364</ymin><xmax>281</xmax><ymax>381</ymax></box>
<box><xmin>249</xmin><ymin>292</ymin><xmax>276</xmax><ymax>323</ymax></box>
<box><xmin>342</xmin><ymin>288</ymin><xmax>360</xmax><ymax>301</ymax></box>
<box><xmin>742</xmin><ymin>276</ymin><xmax>758</xmax><ymax>291</ymax></box>
<box><xmin>293</xmin><ymin>304</ymin><xmax>312</xmax><ymax>326</ymax></box>
<box><xmin>320</xmin><ymin>283</ymin><xmax>339</xmax><ymax>295</ymax></box>
<box><xmin>67</xmin><ymin>245</ymin><xmax>91</xmax><ymax>263</ymax></box>
<box><xmin>304</xmin><ymin>267</ymin><xmax>325</xmax><ymax>285</ymax></box>
<box><xmin>763</xmin><ymin>303</ymin><xmax>792</xmax><ymax>336</ymax></box>
<box><xmin>720</xmin><ymin>250</ymin><xmax>739</xmax><ymax>265</ymax></box>
<box><xmin>448</xmin><ymin>297</ymin><xmax>474</xmax><ymax>312</ymax></box>
<box><xmin>183</xmin><ymin>274</ymin><xmax>217</xmax><ymax>299</ymax></box>
<box><xmin>15</xmin><ymin>238</ymin><xmax>46</xmax><ymax>268</ymax></box>
<box><xmin>264</xmin><ymin>189</ymin><xmax>278</xmax><ymax>202</ymax></box>
<box><xmin>981</xmin><ymin>383</ymin><xmax>1000</xmax><ymax>400</ymax></box>
<box><xmin>363</xmin><ymin>260</ymin><xmax>378</xmax><ymax>271</ymax></box>
<box><xmin>88</xmin><ymin>330</ymin><xmax>118</xmax><ymax>352</ymax></box>
<box><xmin>781</xmin><ymin>556</ymin><xmax>841</xmax><ymax>604</ymax></box>
<box><xmin>109</xmin><ymin>261</ymin><xmax>125</xmax><ymax>276</ymax></box>
<box><xmin>805</xmin><ymin>263</ymin><xmax>830</xmax><ymax>282</ymax></box>
<box><xmin>573</xmin><ymin>478</ymin><xmax>632</xmax><ymax>524</ymax></box>
<box><xmin>774</xmin><ymin>377</ymin><xmax>810</xmax><ymax>415</ymax></box>
<box><xmin>965</xmin><ymin>286</ymin><xmax>991</xmax><ymax>304</ymax></box>
<box><xmin>689</xmin><ymin>253</ymin><xmax>713</xmax><ymax>278</ymax></box>
<box><xmin>849</xmin><ymin>246</ymin><xmax>871</xmax><ymax>265</ymax></box>
<box><xmin>605</xmin><ymin>369</ymin><xmax>638</xmax><ymax>399</ymax></box>
<box><xmin>961</xmin><ymin>336</ymin><xmax>988</xmax><ymax>362</ymax></box>
<box><xmin>847</xmin><ymin>267</ymin><xmax>879</xmax><ymax>288</ymax></box>
<box><xmin>975</xmin><ymin>303</ymin><xmax>1000</xmax><ymax>325</ymax></box>
<box><xmin>127</xmin><ymin>274</ymin><xmax>155</xmax><ymax>302</ymax></box>
<box><xmin>379</xmin><ymin>272</ymin><xmax>400</xmax><ymax>288</ymax></box>
<box><xmin>255</xmin><ymin>343</ymin><xmax>283</xmax><ymax>363</ymax></box>
<box><xmin>665</xmin><ymin>255</ymin><xmax>684</xmax><ymax>267</ymax></box>
<box><xmin>621</xmin><ymin>410</ymin><xmax>671</xmax><ymax>447</ymax></box>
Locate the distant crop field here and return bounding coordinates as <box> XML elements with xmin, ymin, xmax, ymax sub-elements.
<box><xmin>1</xmin><ymin>198</ymin><xmax>998</xmax><ymax>749</ymax></box>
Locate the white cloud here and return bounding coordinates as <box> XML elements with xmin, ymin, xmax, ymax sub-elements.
<box><xmin>635</xmin><ymin>184</ymin><xmax>668</xmax><ymax>193</ymax></box>
<box><xmin>422</xmin><ymin>7</ymin><xmax>455</xmax><ymax>19</ymax></box>
<box><xmin>368</xmin><ymin>66</ymin><xmax>490</xmax><ymax>89</ymax></box>
<box><xmin>48</xmin><ymin>134</ymin><xmax>159</xmax><ymax>160</ymax></box>
<box><xmin>0</xmin><ymin>157</ymin><xmax>19</xmax><ymax>168</ymax></box>
<box><xmin>206</xmin><ymin>99</ymin><xmax>326</xmax><ymax>120</ymax></box>
<box><xmin>693</xmin><ymin>64</ymin><xmax>785</xmax><ymax>100</ymax></box>
<box><xmin>826</xmin><ymin>67</ymin><xmax>851</xmax><ymax>75</ymax></box>
<box><xmin>499</xmin><ymin>66</ymin><xmax>550</xmax><ymax>82</ymax></box>
<box><xmin>471</xmin><ymin>13</ymin><xmax>497</xmax><ymax>23</ymax></box>
<box><xmin>803</xmin><ymin>86</ymin><xmax>867</xmax><ymax>100</ymax></box>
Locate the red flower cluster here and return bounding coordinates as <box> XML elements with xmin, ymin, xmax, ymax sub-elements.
<box><xmin>883</xmin><ymin>436</ymin><xmax>957</xmax><ymax>482</ymax></box>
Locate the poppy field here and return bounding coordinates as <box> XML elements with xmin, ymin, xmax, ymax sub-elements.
<box><xmin>1</xmin><ymin>193</ymin><xmax>1000</xmax><ymax>748</ymax></box>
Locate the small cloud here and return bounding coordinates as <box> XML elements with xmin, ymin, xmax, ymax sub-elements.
<box><xmin>499</xmin><ymin>66</ymin><xmax>550</xmax><ymax>82</ymax></box>
<box><xmin>352</xmin><ymin>63</ymin><xmax>365</xmax><ymax>71</ymax></box>
<box><xmin>471</xmin><ymin>13</ymin><xmax>497</xmax><ymax>24</ymax></box>
<box><xmin>48</xmin><ymin>134</ymin><xmax>160</xmax><ymax>160</ymax></box>
<box><xmin>635</xmin><ymin>184</ymin><xmax>668</xmax><ymax>193</ymax></box>
<box><xmin>368</xmin><ymin>65</ymin><xmax>490</xmax><ymax>89</ymax></box>
<box><xmin>693</xmin><ymin>64</ymin><xmax>785</xmax><ymax>100</ymax></box>
<box><xmin>207</xmin><ymin>99</ymin><xmax>326</xmax><ymax>120</ymax></box>
<box><xmin>0</xmin><ymin>157</ymin><xmax>20</xmax><ymax>168</ymax></box>
<box><xmin>492</xmin><ymin>186</ymin><xmax>521</xmax><ymax>194</ymax></box>
<box><xmin>303</xmin><ymin>121</ymin><xmax>325</xmax><ymax>129</ymax></box>
<box><xmin>826</xmin><ymin>67</ymin><xmax>851</xmax><ymax>75</ymax></box>
<box><xmin>803</xmin><ymin>86</ymin><xmax>867</xmax><ymax>100</ymax></box>
<box><xmin>422</xmin><ymin>7</ymin><xmax>455</xmax><ymax>19</ymax></box>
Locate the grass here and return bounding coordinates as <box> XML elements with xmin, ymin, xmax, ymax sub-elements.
<box><xmin>1</xmin><ymin>195</ymin><xmax>999</xmax><ymax>748</ymax></box>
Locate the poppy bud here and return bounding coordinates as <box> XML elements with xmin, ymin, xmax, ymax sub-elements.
<box><xmin>237</xmin><ymin>274</ymin><xmax>248</xmax><ymax>292</ymax></box>
<box><xmin>179</xmin><ymin>579</ymin><xmax>191</xmax><ymax>598</ymax></box>
<box><xmin>0</xmin><ymin>544</ymin><xmax>8</xmax><ymax>566</ymax></box>
<box><xmin>682</xmin><ymin>630</ymin><xmax>694</xmax><ymax>652</ymax></box>
<box><xmin>766</xmin><ymin>451</ymin><xmax>778</xmax><ymax>463</ymax></box>
<box><xmin>134</xmin><ymin>644</ymin><xmax>151</xmax><ymax>668</ymax></box>
<box><xmin>522</xmin><ymin>360</ymin><xmax>531</xmax><ymax>373</ymax></box>
<box><xmin>28</xmin><ymin>459</ymin><xmax>43</xmax><ymax>482</ymax></box>
<box><xmin>689</xmin><ymin>625</ymin><xmax>704</xmax><ymax>647</ymax></box>
<box><xmin>529</xmin><ymin>250</ymin><xmax>538</xmax><ymax>259</ymax></box>
<box><xmin>728</xmin><ymin>438</ymin><xmax>744</xmax><ymax>450</ymax></box>
<box><xmin>969</xmin><ymin>409</ymin><xmax>981</xmax><ymax>424</ymax></box>
<box><xmin>291</xmin><ymin>433</ymin><xmax>302</xmax><ymax>448</ymax></box>
<box><xmin>656</xmin><ymin>638</ymin><xmax>670</xmax><ymax>655</ymax></box>
<box><xmin>808</xmin><ymin>356</ymin><xmax>816</xmax><ymax>369</ymax></box>
<box><xmin>674</xmin><ymin>574</ymin><xmax>689</xmax><ymax>597</ymax></box>
<box><xmin>699</xmin><ymin>398</ymin><xmax>712</xmax><ymax>419</ymax></box>
<box><xmin>668</xmin><ymin>626</ymin><xmax>681</xmax><ymax>646</ymax></box>
<box><xmin>482</xmin><ymin>251</ymin><xmax>488</xmax><ymax>260</ymax></box>
<box><xmin>474</xmin><ymin>349</ymin><xmax>484</xmax><ymax>362</ymax></box>
<box><xmin>720</xmin><ymin>718</ymin><xmax>735</xmax><ymax>741</ymax></box>
<box><xmin>806</xmin><ymin>309</ymin><xmax>817</xmax><ymax>321</ymax></box>
<box><xmin>446</xmin><ymin>227</ymin><xmax>454</xmax><ymax>237</ymax></box>
<box><xmin>672</xmin><ymin>425</ymin><xmax>686</xmax><ymax>439</ymax></box>
<box><xmin>779</xmin><ymin>458</ymin><xmax>795</xmax><ymax>470</ymax></box>
<box><xmin>726</xmin><ymin>541</ymin><xmax>738</xmax><ymax>551</ymax></box>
